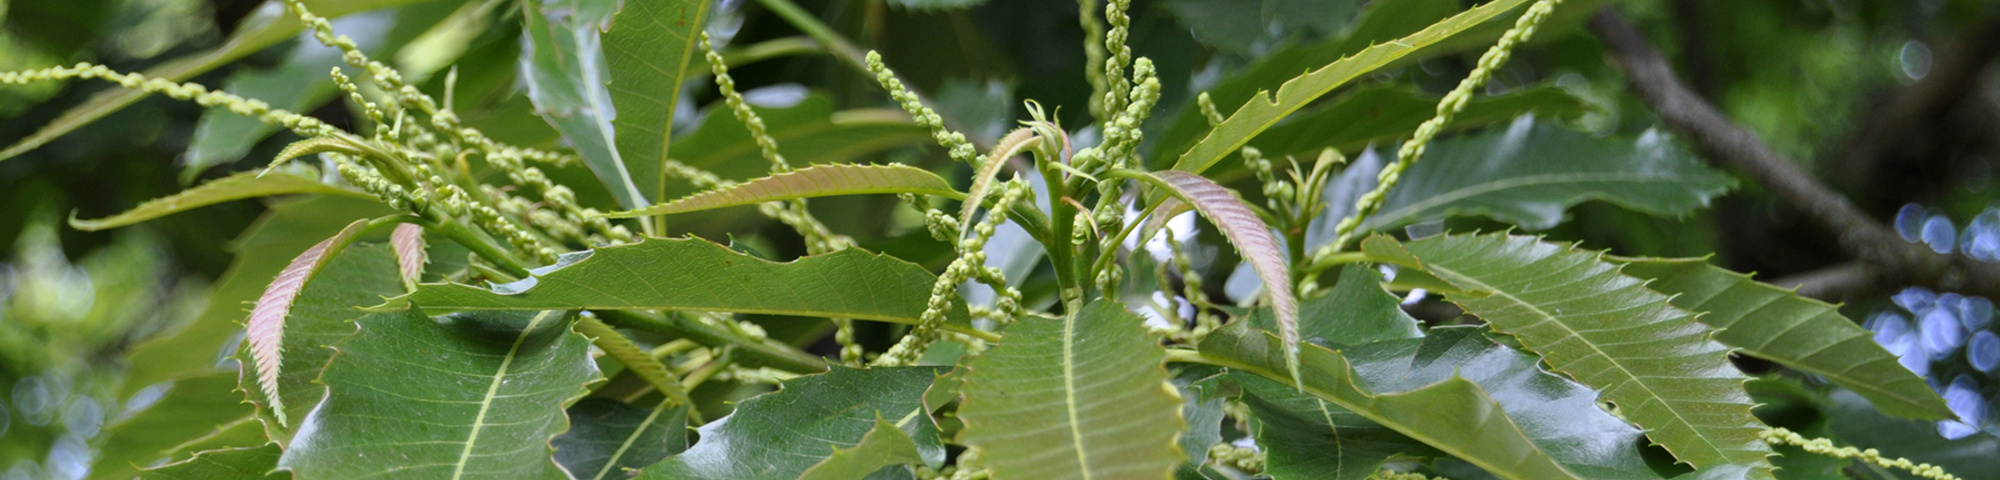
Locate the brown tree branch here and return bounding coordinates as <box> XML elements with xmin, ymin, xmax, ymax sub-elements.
<box><xmin>1589</xmin><ymin>10</ymin><xmax>2000</xmax><ymax>301</ymax></box>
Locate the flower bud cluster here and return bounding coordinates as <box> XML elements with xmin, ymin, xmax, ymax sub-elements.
<box><xmin>1323</xmin><ymin>0</ymin><xmax>1563</xmax><ymax>256</ymax></box>
<box><xmin>875</xmin><ymin>181</ymin><xmax>1027</xmax><ymax>366</ymax></box>
<box><xmin>866</xmin><ymin>51</ymin><xmax>978</xmax><ymax>166</ymax></box>
<box><xmin>1761</xmin><ymin>427</ymin><xmax>1958</xmax><ymax>479</ymax></box>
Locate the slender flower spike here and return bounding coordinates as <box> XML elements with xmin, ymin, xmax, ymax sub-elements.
<box><xmin>247</xmin><ymin>219</ymin><xmax>370</xmax><ymax>426</ymax></box>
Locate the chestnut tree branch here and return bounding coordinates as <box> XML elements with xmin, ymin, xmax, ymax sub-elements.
<box><xmin>1590</xmin><ymin>9</ymin><xmax>2000</xmax><ymax>301</ymax></box>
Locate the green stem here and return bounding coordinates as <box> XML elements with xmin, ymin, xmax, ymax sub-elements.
<box><xmin>1305</xmin><ymin>251</ymin><xmax>1370</xmax><ymax>274</ymax></box>
<box><xmin>1042</xmin><ymin>162</ymin><xmax>1084</xmax><ymax>307</ymax></box>
<box><xmin>720</xmin><ymin>36</ymin><xmax>822</xmax><ymax>67</ymax></box>
<box><xmin>594</xmin><ymin>310</ymin><xmax>828</xmax><ymax>373</ymax></box>
<box><xmin>416</xmin><ymin>216</ymin><xmax>530</xmax><ymax>278</ymax></box>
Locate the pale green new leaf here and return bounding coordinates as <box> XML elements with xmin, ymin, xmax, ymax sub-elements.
<box><xmin>1384</xmin><ymin>233</ymin><xmax>1774</xmax><ymax>475</ymax></box>
<box><xmin>1615</xmin><ymin>257</ymin><xmax>1953</xmax><ymax>420</ymax></box>
<box><xmin>1170</xmin><ymin>0</ymin><xmax>1535</xmax><ymax>174</ymax></box>
<box><xmin>1148</xmin><ymin>171</ymin><xmax>1298</xmax><ymax>381</ymax></box>
<box><xmin>553</xmin><ymin>399</ymin><xmax>689</xmax><ymax>480</ymax></box>
<box><xmin>390</xmin><ymin>237</ymin><xmax>975</xmax><ymax>329</ymax></box>
<box><xmin>957</xmin><ymin>301</ymin><xmax>1185</xmax><ymax>480</ymax></box>
<box><xmin>137</xmin><ymin>444</ymin><xmax>284</xmax><ymax>480</ymax></box>
<box><xmin>0</xmin><ymin>0</ymin><xmax>436</xmax><ymax>161</ymax></box>
<box><xmin>610</xmin><ymin>164</ymin><xmax>961</xmax><ymax>218</ymax></box>
<box><xmin>638</xmin><ymin>366</ymin><xmax>948</xmax><ymax>479</ymax></box>
<box><xmin>68</xmin><ymin>171</ymin><xmax>364</xmax><ymax>231</ymax></box>
<box><xmin>1196</xmin><ymin>322</ymin><xmax>1583</xmax><ymax>479</ymax></box>
<box><xmin>797</xmin><ymin>418</ymin><xmax>926</xmax><ymax>480</ymax></box>
<box><xmin>279</xmin><ymin>309</ymin><xmax>599</xmax><ymax>479</ymax></box>
<box><xmin>603</xmin><ymin>0</ymin><xmax>710</xmax><ymax>207</ymax></box>
<box><xmin>1356</xmin><ymin>117</ymin><xmax>1734</xmax><ymax>231</ymax></box>
<box><xmin>521</xmin><ymin>0</ymin><xmax>648</xmax><ymax>208</ymax></box>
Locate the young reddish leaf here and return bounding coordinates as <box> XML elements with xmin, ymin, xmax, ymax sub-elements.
<box><xmin>389</xmin><ymin>223</ymin><xmax>426</xmax><ymax>286</ymax></box>
<box><xmin>246</xmin><ymin>219</ymin><xmax>367</xmax><ymax>426</ymax></box>
<box><xmin>1148</xmin><ymin>170</ymin><xmax>1299</xmax><ymax>382</ymax></box>
<box><xmin>960</xmin><ymin>127</ymin><xmax>1041</xmax><ymax>224</ymax></box>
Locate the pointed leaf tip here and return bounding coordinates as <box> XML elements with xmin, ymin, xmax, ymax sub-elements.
<box><xmin>246</xmin><ymin>219</ymin><xmax>367</xmax><ymax>426</ymax></box>
<box><xmin>1147</xmin><ymin>170</ymin><xmax>1299</xmax><ymax>381</ymax></box>
<box><xmin>390</xmin><ymin>223</ymin><xmax>426</xmax><ymax>285</ymax></box>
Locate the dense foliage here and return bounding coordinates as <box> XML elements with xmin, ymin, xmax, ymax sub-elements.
<box><xmin>2</xmin><ymin>0</ymin><xmax>1997</xmax><ymax>479</ymax></box>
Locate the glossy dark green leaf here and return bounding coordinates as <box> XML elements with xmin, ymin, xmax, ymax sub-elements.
<box><xmin>1386</xmin><ymin>233</ymin><xmax>1773</xmax><ymax>475</ymax></box>
<box><xmin>957</xmin><ymin>302</ymin><xmax>1186</xmax><ymax>480</ymax></box>
<box><xmin>0</xmin><ymin>0</ymin><xmax>440</xmax><ymax>161</ymax></box>
<box><xmin>68</xmin><ymin>172</ymin><xmax>364</xmax><ymax>231</ymax></box>
<box><xmin>521</xmin><ymin>0</ymin><xmax>648</xmax><ymax>208</ymax></box>
<box><xmin>554</xmin><ymin>399</ymin><xmax>689</xmax><ymax>480</ymax></box>
<box><xmin>1197</xmin><ymin>321</ymin><xmax>1583</xmax><ymax>479</ymax></box>
<box><xmin>637</xmin><ymin>366</ymin><xmax>948</xmax><ymax>479</ymax></box>
<box><xmin>1338</xmin><ymin>118</ymin><xmax>1734</xmax><ymax>233</ymax></box>
<box><xmin>93</xmin><ymin>372</ymin><xmax>260</xmax><ymax>480</ymax></box>
<box><xmin>797</xmin><ymin>418</ymin><xmax>926</xmax><ymax>480</ymax></box>
<box><xmin>610</xmin><ymin>164</ymin><xmax>962</xmax><ymax>218</ymax></box>
<box><xmin>1615</xmin><ymin>257</ymin><xmax>1953</xmax><ymax>421</ymax></box>
<box><xmin>603</xmin><ymin>0</ymin><xmax>710</xmax><ymax>206</ymax></box>
<box><xmin>136</xmin><ymin>444</ymin><xmax>285</xmax><ymax>480</ymax></box>
<box><xmin>1170</xmin><ymin>0</ymin><xmax>1535</xmax><ymax>174</ymax></box>
<box><xmin>122</xmin><ymin>196</ymin><xmax>393</xmax><ymax>397</ymax></box>
<box><xmin>279</xmin><ymin>309</ymin><xmax>598</xmax><ymax>479</ymax></box>
<box><xmin>390</xmin><ymin>237</ymin><xmax>976</xmax><ymax>330</ymax></box>
<box><xmin>1298</xmin><ymin>265</ymin><xmax>1423</xmax><ymax>346</ymax></box>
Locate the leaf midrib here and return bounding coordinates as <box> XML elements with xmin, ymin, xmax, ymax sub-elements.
<box><xmin>453</xmin><ymin>310</ymin><xmax>559</xmax><ymax>480</ymax></box>
<box><xmin>1060</xmin><ymin>312</ymin><xmax>1096</xmax><ymax>479</ymax></box>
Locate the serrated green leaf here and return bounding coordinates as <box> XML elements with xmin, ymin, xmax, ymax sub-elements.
<box><xmin>0</xmin><ymin>0</ymin><xmax>439</xmax><ymax>162</ymax></box>
<box><xmin>1197</xmin><ymin>322</ymin><xmax>1583</xmax><ymax>479</ymax></box>
<box><xmin>554</xmin><ymin>399</ymin><xmax>689</xmax><ymax>480</ymax></box>
<box><xmin>122</xmin><ymin>196</ymin><xmax>393</xmax><ymax>397</ymax></box>
<box><xmin>1234</xmin><ymin>328</ymin><xmax>1673</xmax><ymax>479</ymax></box>
<box><xmin>798</xmin><ymin>418</ymin><xmax>926</xmax><ymax>480</ymax></box>
<box><xmin>957</xmin><ymin>301</ymin><xmax>1186</xmax><ymax>480</ymax></box>
<box><xmin>92</xmin><ymin>372</ymin><xmax>259</xmax><ymax>480</ymax></box>
<box><xmin>245</xmin><ymin>219</ymin><xmax>371</xmax><ymax>427</ymax></box>
<box><xmin>1170</xmin><ymin>0</ymin><xmax>1536</xmax><ymax>174</ymax></box>
<box><xmin>603</xmin><ymin>0</ymin><xmax>710</xmax><ymax>207</ymax></box>
<box><xmin>638</xmin><ymin>366</ymin><xmax>948</xmax><ymax>479</ymax></box>
<box><xmin>521</xmin><ymin>0</ymin><xmax>648</xmax><ymax>209</ymax></box>
<box><xmin>1390</xmin><ymin>233</ymin><xmax>1773</xmax><ymax>475</ymax></box>
<box><xmin>1344</xmin><ymin>117</ymin><xmax>1734</xmax><ymax>232</ymax></box>
<box><xmin>278</xmin><ymin>309</ymin><xmax>599</xmax><ymax>479</ymax></box>
<box><xmin>136</xmin><ymin>444</ymin><xmax>285</xmax><ymax>480</ymax></box>
<box><xmin>1614</xmin><ymin>257</ymin><xmax>1952</xmax><ymax>420</ymax></box>
<box><xmin>390</xmin><ymin>237</ymin><xmax>976</xmax><ymax>331</ymax></box>
<box><xmin>67</xmin><ymin>171</ymin><xmax>364</xmax><ymax>231</ymax></box>
<box><xmin>610</xmin><ymin>164</ymin><xmax>962</xmax><ymax>218</ymax></box>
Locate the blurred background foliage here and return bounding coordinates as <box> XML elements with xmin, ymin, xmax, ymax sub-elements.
<box><xmin>3</xmin><ymin>0</ymin><xmax>2000</xmax><ymax>478</ymax></box>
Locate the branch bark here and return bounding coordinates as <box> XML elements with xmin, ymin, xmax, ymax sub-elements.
<box><xmin>1590</xmin><ymin>10</ymin><xmax>2000</xmax><ymax>302</ymax></box>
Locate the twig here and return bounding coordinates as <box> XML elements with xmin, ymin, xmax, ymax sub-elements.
<box><xmin>1590</xmin><ymin>10</ymin><xmax>2000</xmax><ymax>301</ymax></box>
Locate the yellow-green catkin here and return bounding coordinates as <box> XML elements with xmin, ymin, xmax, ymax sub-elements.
<box><xmin>1206</xmin><ymin>443</ymin><xmax>1264</xmax><ymax>473</ymax></box>
<box><xmin>0</xmin><ymin>64</ymin><xmax>338</xmax><ymax>139</ymax></box>
<box><xmin>874</xmin><ymin>181</ymin><xmax>1028</xmax><ymax>367</ymax></box>
<box><xmin>1078</xmin><ymin>0</ymin><xmax>1109</xmax><ymax>122</ymax></box>
<box><xmin>1101</xmin><ymin>0</ymin><xmax>1134</xmax><ymax>117</ymax></box>
<box><xmin>1320</xmin><ymin>0</ymin><xmax>1564</xmax><ymax>257</ymax></box>
<box><xmin>1365</xmin><ymin>470</ymin><xmax>1441</xmax><ymax>480</ymax></box>
<box><xmin>1198</xmin><ymin>91</ymin><xmax>1225</xmax><ymax>127</ymax></box>
<box><xmin>865</xmin><ymin>51</ymin><xmax>978</xmax><ymax>166</ymax></box>
<box><xmin>1761</xmin><ymin>427</ymin><xmax>1960</xmax><ymax>480</ymax></box>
